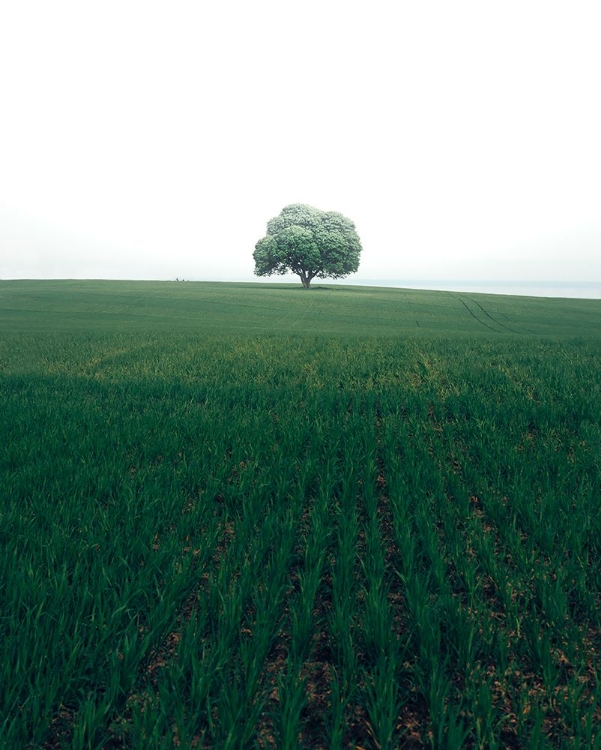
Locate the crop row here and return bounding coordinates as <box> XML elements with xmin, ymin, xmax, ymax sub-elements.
<box><xmin>1</xmin><ymin>332</ymin><xmax>600</xmax><ymax>747</ymax></box>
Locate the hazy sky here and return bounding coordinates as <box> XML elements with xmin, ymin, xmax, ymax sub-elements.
<box><xmin>1</xmin><ymin>1</ymin><xmax>600</xmax><ymax>287</ymax></box>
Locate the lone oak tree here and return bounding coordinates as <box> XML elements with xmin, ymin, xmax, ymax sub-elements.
<box><xmin>253</xmin><ymin>204</ymin><xmax>362</xmax><ymax>288</ymax></box>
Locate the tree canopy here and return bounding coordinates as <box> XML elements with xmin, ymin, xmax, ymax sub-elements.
<box><xmin>253</xmin><ymin>204</ymin><xmax>362</xmax><ymax>288</ymax></box>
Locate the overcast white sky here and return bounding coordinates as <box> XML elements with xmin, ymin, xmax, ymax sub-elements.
<box><xmin>1</xmin><ymin>0</ymin><xmax>600</xmax><ymax>289</ymax></box>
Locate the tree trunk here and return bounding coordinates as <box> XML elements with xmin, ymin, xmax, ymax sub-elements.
<box><xmin>299</xmin><ymin>271</ymin><xmax>312</xmax><ymax>288</ymax></box>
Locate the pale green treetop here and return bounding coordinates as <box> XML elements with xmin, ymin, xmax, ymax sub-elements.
<box><xmin>253</xmin><ymin>204</ymin><xmax>362</xmax><ymax>288</ymax></box>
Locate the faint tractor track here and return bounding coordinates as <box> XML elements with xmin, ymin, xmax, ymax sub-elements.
<box><xmin>403</xmin><ymin>292</ymin><xmax>421</xmax><ymax>328</ymax></box>
<box><xmin>453</xmin><ymin>294</ymin><xmax>525</xmax><ymax>334</ymax></box>
<box><xmin>452</xmin><ymin>294</ymin><xmax>504</xmax><ymax>333</ymax></box>
<box><xmin>288</xmin><ymin>294</ymin><xmax>316</xmax><ymax>329</ymax></box>
<box><xmin>467</xmin><ymin>296</ymin><xmax>525</xmax><ymax>334</ymax></box>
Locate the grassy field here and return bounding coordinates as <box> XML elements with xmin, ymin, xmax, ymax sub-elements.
<box><xmin>1</xmin><ymin>280</ymin><xmax>601</xmax><ymax>748</ymax></box>
<box><xmin>2</xmin><ymin>279</ymin><xmax>601</xmax><ymax>337</ymax></box>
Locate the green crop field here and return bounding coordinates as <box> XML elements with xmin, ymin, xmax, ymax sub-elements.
<box><xmin>1</xmin><ymin>280</ymin><xmax>601</xmax><ymax>748</ymax></box>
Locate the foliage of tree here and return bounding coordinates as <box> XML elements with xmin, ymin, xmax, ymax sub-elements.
<box><xmin>253</xmin><ymin>204</ymin><xmax>362</xmax><ymax>288</ymax></box>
